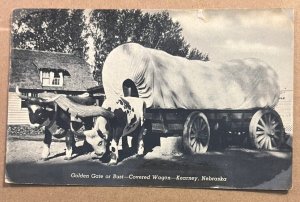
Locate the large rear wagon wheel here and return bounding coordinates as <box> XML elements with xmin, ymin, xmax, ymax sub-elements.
<box><xmin>183</xmin><ymin>112</ymin><xmax>210</xmax><ymax>154</ymax></box>
<box><xmin>249</xmin><ymin>109</ymin><xmax>285</xmax><ymax>150</ymax></box>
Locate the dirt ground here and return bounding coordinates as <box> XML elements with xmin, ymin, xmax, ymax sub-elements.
<box><xmin>6</xmin><ymin>137</ymin><xmax>93</xmax><ymax>164</ymax></box>
<box><xmin>4</xmin><ymin>135</ymin><xmax>292</xmax><ymax>190</ymax></box>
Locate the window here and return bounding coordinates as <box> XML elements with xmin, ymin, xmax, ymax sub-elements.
<box><xmin>40</xmin><ymin>70</ymin><xmax>63</xmax><ymax>86</ymax></box>
<box><xmin>52</xmin><ymin>72</ymin><xmax>60</xmax><ymax>86</ymax></box>
<box><xmin>31</xmin><ymin>93</ymin><xmax>38</xmax><ymax>98</ymax></box>
<box><xmin>42</xmin><ymin>71</ymin><xmax>50</xmax><ymax>86</ymax></box>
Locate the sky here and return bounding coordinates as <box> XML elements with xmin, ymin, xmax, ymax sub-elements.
<box><xmin>145</xmin><ymin>9</ymin><xmax>294</xmax><ymax>90</ymax></box>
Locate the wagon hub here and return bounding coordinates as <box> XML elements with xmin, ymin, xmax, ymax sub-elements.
<box><xmin>196</xmin><ymin>132</ymin><xmax>208</xmax><ymax>144</ymax></box>
<box><xmin>265</xmin><ymin>127</ymin><xmax>273</xmax><ymax>136</ymax></box>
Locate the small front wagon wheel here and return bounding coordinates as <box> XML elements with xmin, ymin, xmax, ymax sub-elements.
<box><xmin>183</xmin><ymin>112</ymin><xmax>210</xmax><ymax>154</ymax></box>
<box><xmin>249</xmin><ymin>109</ymin><xmax>285</xmax><ymax>150</ymax></box>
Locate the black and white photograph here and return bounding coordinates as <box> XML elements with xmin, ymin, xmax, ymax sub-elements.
<box><xmin>5</xmin><ymin>9</ymin><xmax>293</xmax><ymax>190</ymax></box>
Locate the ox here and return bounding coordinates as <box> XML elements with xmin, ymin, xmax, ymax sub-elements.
<box><xmin>16</xmin><ymin>87</ymin><xmax>95</xmax><ymax>160</ymax></box>
<box><xmin>83</xmin><ymin>97</ymin><xmax>147</xmax><ymax>165</ymax></box>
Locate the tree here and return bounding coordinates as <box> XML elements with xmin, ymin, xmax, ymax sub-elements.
<box><xmin>88</xmin><ymin>10</ymin><xmax>208</xmax><ymax>84</ymax></box>
<box><xmin>187</xmin><ymin>48</ymin><xmax>209</xmax><ymax>61</ymax></box>
<box><xmin>143</xmin><ymin>11</ymin><xmax>190</xmax><ymax>57</ymax></box>
<box><xmin>12</xmin><ymin>9</ymin><xmax>86</xmax><ymax>54</ymax></box>
<box><xmin>86</xmin><ymin>10</ymin><xmax>120</xmax><ymax>69</ymax></box>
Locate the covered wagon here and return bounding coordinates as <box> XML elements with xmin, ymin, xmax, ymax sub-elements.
<box><xmin>102</xmin><ymin>43</ymin><xmax>285</xmax><ymax>153</ymax></box>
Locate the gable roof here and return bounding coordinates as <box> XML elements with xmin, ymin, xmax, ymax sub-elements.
<box><xmin>9</xmin><ymin>48</ymin><xmax>98</xmax><ymax>92</ymax></box>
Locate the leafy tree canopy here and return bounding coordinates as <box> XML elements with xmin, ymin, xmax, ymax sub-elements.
<box><xmin>12</xmin><ymin>9</ymin><xmax>86</xmax><ymax>53</ymax></box>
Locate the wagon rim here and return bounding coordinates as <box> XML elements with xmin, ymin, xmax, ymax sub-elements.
<box><xmin>249</xmin><ymin>109</ymin><xmax>285</xmax><ymax>150</ymax></box>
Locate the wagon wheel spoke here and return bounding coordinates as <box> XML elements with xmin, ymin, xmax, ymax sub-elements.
<box><xmin>200</xmin><ymin>122</ymin><xmax>207</xmax><ymax>131</ymax></box>
<box><xmin>190</xmin><ymin>138</ymin><xmax>196</xmax><ymax>147</ymax></box>
<box><xmin>190</xmin><ymin>135</ymin><xmax>196</xmax><ymax>139</ymax></box>
<box><xmin>271</xmin><ymin>137</ymin><xmax>278</xmax><ymax>147</ymax></box>
<box><xmin>257</xmin><ymin>123</ymin><xmax>265</xmax><ymax>131</ymax></box>
<box><xmin>259</xmin><ymin>116</ymin><xmax>267</xmax><ymax>128</ymax></box>
<box><xmin>271</xmin><ymin>122</ymin><xmax>279</xmax><ymax>129</ymax></box>
<box><xmin>193</xmin><ymin>141</ymin><xmax>198</xmax><ymax>152</ymax></box>
<box><xmin>199</xmin><ymin>118</ymin><xmax>203</xmax><ymax>129</ymax></box>
<box><xmin>258</xmin><ymin>135</ymin><xmax>267</xmax><ymax>147</ymax></box>
<box><xmin>198</xmin><ymin>142</ymin><xmax>203</xmax><ymax>153</ymax></box>
<box><xmin>256</xmin><ymin>127</ymin><xmax>272</xmax><ymax>149</ymax></box>
<box><xmin>267</xmin><ymin>137</ymin><xmax>272</xmax><ymax>149</ymax></box>
<box><xmin>263</xmin><ymin>137</ymin><xmax>269</xmax><ymax>149</ymax></box>
<box><xmin>194</xmin><ymin>118</ymin><xmax>201</xmax><ymax>131</ymax></box>
<box><xmin>191</xmin><ymin>126</ymin><xmax>196</xmax><ymax>134</ymax></box>
<box><xmin>267</xmin><ymin>114</ymin><xmax>272</xmax><ymax>126</ymax></box>
<box><xmin>272</xmin><ymin>134</ymin><xmax>279</xmax><ymax>139</ymax></box>
<box><xmin>269</xmin><ymin>115</ymin><xmax>276</xmax><ymax>127</ymax></box>
<box><xmin>256</xmin><ymin>131</ymin><xmax>265</xmax><ymax>136</ymax></box>
<box><xmin>191</xmin><ymin>120</ymin><xmax>199</xmax><ymax>136</ymax></box>
<box><xmin>263</xmin><ymin>137</ymin><xmax>270</xmax><ymax>149</ymax></box>
<box><xmin>190</xmin><ymin>128</ymin><xmax>197</xmax><ymax>138</ymax></box>
<box><xmin>193</xmin><ymin>140</ymin><xmax>198</xmax><ymax>152</ymax></box>
<box><xmin>274</xmin><ymin>129</ymin><xmax>281</xmax><ymax>133</ymax></box>
<box><xmin>257</xmin><ymin>134</ymin><xmax>266</xmax><ymax>143</ymax></box>
<box><xmin>200</xmin><ymin>132</ymin><xmax>208</xmax><ymax>139</ymax></box>
<box><xmin>193</xmin><ymin>118</ymin><xmax>205</xmax><ymax>134</ymax></box>
<box><xmin>197</xmin><ymin>119</ymin><xmax>204</xmax><ymax>135</ymax></box>
<box><xmin>261</xmin><ymin>137</ymin><xmax>266</xmax><ymax>149</ymax></box>
<box><xmin>199</xmin><ymin>132</ymin><xmax>208</xmax><ymax>142</ymax></box>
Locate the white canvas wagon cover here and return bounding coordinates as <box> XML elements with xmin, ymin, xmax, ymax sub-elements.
<box><xmin>102</xmin><ymin>43</ymin><xmax>280</xmax><ymax>110</ymax></box>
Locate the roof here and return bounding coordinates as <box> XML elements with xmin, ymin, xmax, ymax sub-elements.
<box><xmin>87</xmin><ymin>85</ymin><xmax>105</xmax><ymax>94</ymax></box>
<box><xmin>9</xmin><ymin>48</ymin><xmax>98</xmax><ymax>92</ymax></box>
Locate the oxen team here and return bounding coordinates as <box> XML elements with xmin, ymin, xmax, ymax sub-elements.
<box><xmin>16</xmin><ymin>87</ymin><xmax>147</xmax><ymax>165</ymax></box>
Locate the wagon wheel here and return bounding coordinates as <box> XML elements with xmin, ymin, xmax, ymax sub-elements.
<box><xmin>249</xmin><ymin>109</ymin><xmax>285</xmax><ymax>150</ymax></box>
<box><xmin>183</xmin><ymin>112</ymin><xmax>210</xmax><ymax>154</ymax></box>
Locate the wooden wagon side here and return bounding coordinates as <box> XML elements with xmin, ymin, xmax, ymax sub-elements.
<box><xmin>145</xmin><ymin>108</ymin><xmax>285</xmax><ymax>154</ymax></box>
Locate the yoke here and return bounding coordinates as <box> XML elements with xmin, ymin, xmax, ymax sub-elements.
<box><xmin>45</xmin><ymin>95</ymin><xmax>110</xmax><ymax>121</ymax></box>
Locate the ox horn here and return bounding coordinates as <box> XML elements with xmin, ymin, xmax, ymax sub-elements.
<box><xmin>97</xmin><ymin>107</ymin><xmax>115</xmax><ymax>119</ymax></box>
<box><xmin>15</xmin><ymin>86</ymin><xmax>29</xmax><ymax>100</ymax></box>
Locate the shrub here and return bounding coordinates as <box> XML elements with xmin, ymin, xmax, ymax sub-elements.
<box><xmin>7</xmin><ymin>125</ymin><xmax>43</xmax><ymax>136</ymax></box>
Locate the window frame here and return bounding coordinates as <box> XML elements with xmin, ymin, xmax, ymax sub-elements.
<box><xmin>51</xmin><ymin>71</ymin><xmax>61</xmax><ymax>86</ymax></box>
<box><xmin>41</xmin><ymin>71</ymin><xmax>50</xmax><ymax>86</ymax></box>
<box><xmin>40</xmin><ymin>70</ymin><xmax>63</xmax><ymax>87</ymax></box>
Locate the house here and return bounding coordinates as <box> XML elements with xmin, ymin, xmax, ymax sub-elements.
<box><xmin>7</xmin><ymin>48</ymin><xmax>100</xmax><ymax>125</ymax></box>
